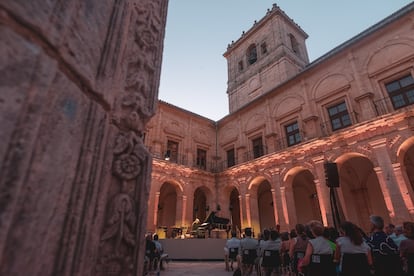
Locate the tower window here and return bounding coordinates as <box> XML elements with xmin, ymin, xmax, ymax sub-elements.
<box><xmin>385</xmin><ymin>75</ymin><xmax>414</xmax><ymax>109</ymax></box>
<box><xmin>261</xmin><ymin>42</ymin><xmax>268</xmax><ymax>55</ymax></box>
<box><xmin>247</xmin><ymin>44</ymin><xmax>257</xmax><ymax>65</ymax></box>
<box><xmin>289</xmin><ymin>34</ymin><xmax>300</xmax><ymax>55</ymax></box>
<box><xmin>327</xmin><ymin>102</ymin><xmax>352</xmax><ymax>131</ymax></box>
<box><xmin>238</xmin><ymin>60</ymin><xmax>244</xmax><ymax>71</ymax></box>
<box><xmin>285</xmin><ymin>121</ymin><xmax>301</xmax><ymax>146</ymax></box>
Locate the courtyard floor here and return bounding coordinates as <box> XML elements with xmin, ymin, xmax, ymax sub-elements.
<box><xmin>150</xmin><ymin>261</ymin><xmax>235</xmax><ymax>276</ymax></box>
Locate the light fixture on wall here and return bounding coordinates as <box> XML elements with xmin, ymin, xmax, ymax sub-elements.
<box><xmin>164</xmin><ymin>150</ymin><xmax>171</xmax><ymax>161</ymax></box>
<box><xmin>216</xmin><ymin>204</ymin><xmax>221</xmax><ymax>211</ymax></box>
<box><xmin>206</xmin><ymin>205</ymin><xmax>210</xmax><ymax>212</ymax></box>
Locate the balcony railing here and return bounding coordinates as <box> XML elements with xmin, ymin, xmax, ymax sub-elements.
<box><xmin>374</xmin><ymin>96</ymin><xmax>413</xmax><ymax>116</ymax></box>
<box><xmin>274</xmin><ymin>130</ymin><xmax>306</xmax><ymax>152</ymax></box>
<box><xmin>149</xmin><ymin>149</ymin><xmax>220</xmax><ymax>173</ymax></box>
<box><xmin>242</xmin><ymin>145</ymin><xmax>268</xmax><ymax>163</ymax></box>
<box><xmin>319</xmin><ymin>112</ymin><xmax>358</xmax><ymax>137</ymax></box>
<box><xmin>148</xmin><ymin>97</ymin><xmax>413</xmax><ymax>174</ymax></box>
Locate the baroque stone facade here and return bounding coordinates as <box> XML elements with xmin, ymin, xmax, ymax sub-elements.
<box><xmin>0</xmin><ymin>1</ymin><xmax>167</xmax><ymax>275</ymax></box>
<box><xmin>146</xmin><ymin>3</ymin><xmax>414</xmax><ymax>237</ymax></box>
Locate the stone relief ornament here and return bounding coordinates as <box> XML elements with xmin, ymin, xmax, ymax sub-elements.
<box><xmin>113</xmin><ymin>131</ymin><xmax>147</xmax><ymax>180</ymax></box>
<box><xmin>96</xmin><ymin>0</ymin><xmax>166</xmax><ymax>274</ymax></box>
<box><xmin>101</xmin><ymin>193</ymin><xmax>136</xmax><ymax>251</ymax></box>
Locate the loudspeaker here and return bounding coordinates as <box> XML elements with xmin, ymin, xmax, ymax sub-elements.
<box><xmin>324</xmin><ymin>162</ymin><xmax>339</xmax><ymax>187</ymax></box>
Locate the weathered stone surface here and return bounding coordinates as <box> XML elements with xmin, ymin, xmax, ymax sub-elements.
<box><xmin>0</xmin><ymin>0</ymin><xmax>168</xmax><ymax>275</ymax></box>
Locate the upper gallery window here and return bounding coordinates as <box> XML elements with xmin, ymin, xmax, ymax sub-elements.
<box><xmin>166</xmin><ymin>140</ymin><xmax>179</xmax><ymax>162</ymax></box>
<box><xmin>289</xmin><ymin>34</ymin><xmax>300</xmax><ymax>55</ymax></box>
<box><xmin>252</xmin><ymin>136</ymin><xmax>264</xmax><ymax>158</ymax></box>
<box><xmin>226</xmin><ymin>148</ymin><xmax>235</xmax><ymax>168</ymax></box>
<box><xmin>196</xmin><ymin>148</ymin><xmax>207</xmax><ymax>170</ymax></box>
<box><xmin>385</xmin><ymin>75</ymin><xmax>414</xmax><ymax>109</ymax></box>
<box><xmin>247</xmin><ymin>44</ymin><xmax>258</xmax><ymax>65</ymax></box>
<box><xmin>327</xmin><ymin>101</ymin><xmax>352</xmax><ymax>131</ymax></box>
<box><xmin>285</xmin><ymin>121</ymin><xmax>301</xmax><ymax>147</ymax></box>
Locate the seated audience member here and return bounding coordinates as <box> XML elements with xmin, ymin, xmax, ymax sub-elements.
<box><xmin>289</xmin><ymin>223</ymin><xmax>309</xmax><ymax>274</ymax></box>
<box><xmin>260</xmin><ymin>230</ymin><xmax>282</xmax><ymax>276</ymax></box>
<box><xmin>152</xmin><ymin>234</ymin><xmax>165</xmax><ymax>270</ymax></box>
<box><xmin>400</xmin><ymin>221</ymin><xmax>414</xmax><ymax>276</ymax></box>
<box><xmin>225</xmin><ymin>231</ymin><xmax>241</xmax><ymax>271</ymax></box>
<box><xmin>240</xmin><ymin>228</ymin><xmax>259</xmax><ymax>275</ymax></box>
<box><xmin>280</xmin><ymin>231</ymin><xmax>291</xmax><ymax>273</ymax></box>
<box><xmin>300</xmin><ymin>220</ymin><xmax>335</xmax><ymax>276</ymax></box>
<box><xmin>145</xmin><ymin>234</ymin><xmax>156</xmax><ymax>271</ymax></box>
<box><xmin>258</xmin><ymin>229</ymin><xmax>270</xmax><ymax>258</ymax></box>
<box><xmin>335</xmin><ymin>221</ymin><xmax>372</xmax><ymax>276</ymax></box>
<box><xmin>366</xmin><ymin>215</ymin><xmax>402</xmax><ymax>276</ymax></box>
<box><xmin>390</xmin><ymin>225</ymin><xmax>407</xmax><ymax>248</ymax></box>
<box><xmin>385</xmin><ymin>223</ymin><xmax>396</xmax><ymax>236</ymax></box>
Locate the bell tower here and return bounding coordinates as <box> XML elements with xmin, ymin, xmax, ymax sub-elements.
<box><xmin>224</xmin><ymin>4</ymin><xmax>310</xmax><ymax>113</ymax></box>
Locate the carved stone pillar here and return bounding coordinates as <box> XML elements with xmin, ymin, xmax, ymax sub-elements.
<box><xmin>271</xmin><ymin>171</ymin><xmax>288</xmax><ymax>230</ymax></box>
<box><xmin>373</xmin><ymin>167</ymin><xmax>396</xmax><ymax>218</ymax></box>
<box><xmin>280</xmin><ymin>187</ymin><xmax>290</xmax><ymax>227</ymax></box>
<box><xmin>370</xmin><ymin>138</ymin><xmax>411</xmax><ymax>222</ymax></box>
<box><xmin>312</xmin><ymin>156</ymin><xmax>334</xmax><ymax>226</ymax></box>
<box><xmin>314</xmin><ymin>180</ymin><xmax>328</xmax><ymax>226</ymax></box>
<box><xmin>238</xmin><ymin>195</ymin><xmax>244</xmax><ymax>230</ymax></box>
<box><xmin>271</xmin><ymin>189</ymin><xmax>279</xmax><ymax>226</ymax></box>
<box><xmin>393</xmin><ymin>163</ymin><xmax>414</xmax><ymax>219</ymax></box>
<box><xmin>245</xmin><ymin>194</ymin><xmax>252</xmax><ymax>227</ymax></box>
<box><xmin>154</xmin><ymin>192</ymin><xmax>161</xmax><ymax>228</ymax></box>
<box><xmin>181</xmin><ymin>195</ymin><xmax>188</xmax><ymax>227</ymax></box>
<box><xmin>0</xmin><ymin>1</ymin><xmax>168</xmax><ymax>275</ymax></box>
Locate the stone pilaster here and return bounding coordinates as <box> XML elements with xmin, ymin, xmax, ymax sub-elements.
<box><xmin>312</xmin><ymin>156</ymin><xmax>334</xmax><ymax>226</ymax></box>
<box><xmin>271</xmin><ymin>189</ymin><xmax>279</xmax><ymax>227</ymax></box>
<box><xmin>280</xmin><ymin>187</ymin><xmax>290</xmax><ymax>228</ymax></box>
<box><xmin>370</xmin><ymin>138</ymin><xmax>411</xmax><ymax>222</ymax></box>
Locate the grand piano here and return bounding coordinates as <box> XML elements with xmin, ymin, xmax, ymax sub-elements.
<box><xmin>196</xmin><ymin>211</ymin><xmax>230</xmax><ymax>238</ymax></box>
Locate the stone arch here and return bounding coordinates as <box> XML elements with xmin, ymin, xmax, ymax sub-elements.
<box><xmin>312</xmin><ymin>73</ymin><xmax>351</xmax><ymax>101</ymax></box>
<box><xmin>396</xmin><ymin>136</ymin><xmax>414</xmax><ymax>204</ymax></box>
<box><xmin>283</xmin><ymin>166</ymin><xmax>321</xmax><ymax>227</ymax></box>
<box><xmin>193</xmin><ymin>185</ymin><xmax>214</xmax><ymax>222</ymax></box>
<box><xmin>366</xmin><ymin>40</ymin><xmax>414</xmax><ymax>76</ymax></box>
<box><xmin>247</xmin><ymin>175</ymin><xmax>275</xmax><ymax>233</ymax></box>
<box><xmin>224</xmin><ymin>185</ymin><xmax>242</xmax><ymax>233</ymax></box>
<box><xmin>157</xmin><ymin>181</ymin><xmax>183</xmax><ymax>232</ymax></box>
<box><xmin>334</xmin><ymin>152</ymin><xmax>389</xmax><ymax>231</ymax></box>
<box><xmin>156</xmin><ymin>177</ymin><xmax>184</xmax><ymax>194</ymax></box>
<box><xmin>219</xmin><ymin>121</ymin><xmax>239</xmax><ymax>143</ymax></box>
<box><xmin>244</xmin><ymin>112</ymin><xmax>266</xmax><ymax>133</ymax></box>
<box><xmin>272</xmin><ymin>95</ymin><xmax>304</xmax><ymax>118</ymax></box>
